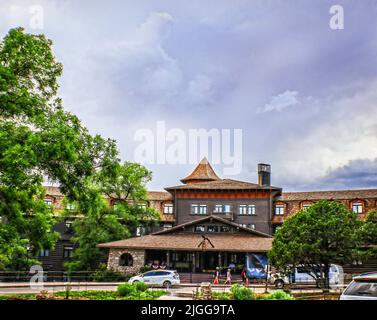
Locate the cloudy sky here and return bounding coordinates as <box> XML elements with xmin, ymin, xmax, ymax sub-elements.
<box><xmin>1</xmin><ymin>0</ymin><xmax>377</xmax><ymax>191</ymax></box>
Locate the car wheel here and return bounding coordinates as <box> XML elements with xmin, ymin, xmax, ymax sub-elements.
<box><xmin>163</xmin><ymin>280</ymin><xmax>172</xmax><ymax>288</ymax></box>
<box><xmin>275</xmin><ymin>279</ymin><xmax>284</xmax><ymax>289</ymax></box>
<box><xmin>132</xmin><ymin>280</ymin><xmax>139</xmax><ymax>285</ymax></box>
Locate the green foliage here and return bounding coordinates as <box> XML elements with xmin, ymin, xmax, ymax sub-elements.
<box><xmin>262</xmin><ymin>290</ymin><xmax>294</xmax><ymax>300</ymax></box>
<box><xmin>360</xmin><ymin>210</ymin><xmax>377</xmax><ymax>245</ymax></box>
<box><xmin>139</xmin><ymin>265</ymin><xmax>153</xmax><ymax>273</ymax></box>
<box><xmin>212</xmin><ymin>291</ymin><xmax>231</xmax><ymax>300</ymax></box>
<box><xmin>65</xmin><ymin>163</ymin><xmax>160</xmax><ymax>271</ymax></box>
<box><xmin>269</xmin><ymin>201</ymin><xmax>363</xmax><ymax>286</ymax></box>
<box><xmin>229</xmin><ymin>284</ymin><xmax>256</xmax><ymax>300</ymax></box>
<box><xmin>90</xmin><ymin>264</ymin><xmax>132</xmax><ymax>282</ymax></box>
<box><xmin>0</xmin><ymin>27</ymin><xmax>160</xmax><ymax>271</ymax></box>
<box><xmin>116</xmin><ymin>282</ymin><xmax>163</xmax><ymax>300</ymax></box>
<box><xmin>134</xmin><ymin>281</ymin><xmax>149</xmax><ymax>292</ymax></box>
<box><xmin>117</xmin><ymin>283</ymin><xmax>136</xmax><ymax>296</ymax></box>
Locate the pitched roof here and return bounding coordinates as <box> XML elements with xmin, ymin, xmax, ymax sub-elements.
<box><xmin>43</xmin><ymin>186</ymin><xmax>172</xmax><ymax>201</ymax></box>
<box><xmin>180</xmin><ymin>157</ymin><xmax>221</xmax><ymax>184</ymax></box>
<box><xmin>147</xmin><ymin>191</ymin><xmax>173</xmax><ymax>201</ymax></box>
<box><xmin>98</xmin><ymin>233</ymin><xmax>272</xmax><ymax>252</ymax></box>
<box><xmin>153</xmin><ymin>215</ymin><xmax>272</xmax><ymax>238</ymax></box>
<box><xmin>166</xmin><ymin>179</ymin><xmax>281</xmax><ymax>191</ymax></box>
<box><xmin>278</xmin><ymin>189</ymin><xmax>377</xmax><ymax>201</ymax></box>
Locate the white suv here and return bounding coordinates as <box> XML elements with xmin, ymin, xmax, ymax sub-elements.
<box><xmin>340</xmin><ymin>273</ymin><xmax>377</xmax><ymax>300</ymax></box>
<box><xmin>128</xmin><ymin>270</ymin><xmax>180</xmax><ymax>288</ymax></box>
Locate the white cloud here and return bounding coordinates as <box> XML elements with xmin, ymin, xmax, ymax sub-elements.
<box><xmin>272</xmin><ymin>80</ymin><xmax>377</xmax><ymax>189</ymax></box>
<box><xmin>258</xmin><ymin>90</ymin><xmax>299</xmax><ymax>113</ymax></box>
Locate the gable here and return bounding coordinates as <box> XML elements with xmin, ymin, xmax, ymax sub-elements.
<box><xmin>153</xmin><ymin>215</ymin><xmax>272</xmax><ymax>238</ymax></box>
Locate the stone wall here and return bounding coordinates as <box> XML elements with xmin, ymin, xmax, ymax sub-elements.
<box><xmin>107</xmin><ymin>248</ymin><xmax>145</xmax><ymax>274</ymax></box>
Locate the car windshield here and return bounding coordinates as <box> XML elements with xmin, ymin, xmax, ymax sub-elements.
<box><xmin>344</xmin><ymin>281</ymin><xmax>377</xmax><ymax>297</ymax></box>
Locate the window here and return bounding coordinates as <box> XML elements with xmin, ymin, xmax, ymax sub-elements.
<box><xmin>275</xmin><ymin>204</ymin><xmax>285</xmax><ymax>215</ymax></box>
<box><xmin>192</xmin><ymin>204</ymin><xmax>207</xmax><ymax>214</ymax></box>
<box><xmin>240</xmin><ymin>224</ymin><xmax>255</xmax><ymax>230</ymax></box>
<box><xmin>163</xmin><ymin>223</ymin><xmax>173</xmax><ymax>230</ymax></box>
<box><xmin>239</xmin><ymin>205</ymin><xmax>256</xmax><ymax>215</ymax></box>
<box><xmin>119</xmin><ymin>253</ymin><xmax>133</xmax><ymax>267</ymax></box>
<box><xmin>44</xmin><ymin>199</ymin><xmax>53</xmax><ymax>207</ymax></box>
<box><xmin>163</xmin><ymin>203</ymin><xmax>174</xmax><ymax>214</ymax></box>
<box><xmin>352</xmin><ymin>202</ymin><xmax>363</xmax><ymax>214</ymax></box>
<box><xmin>214</xmin><ymin>204</ymin><xmax>223</xmax><ymax>213</ymax></box>
<box><xmin>63</xmin><ymin>246</ymin><xmax>74</xmax><ymax>259</ymax></box>
<box><xmin>207</xmin><ymin>225</ymin><xmax>219</xmax><ymax>233</ymax></box>
<box><xmin>138</xmin><ymin>203</ymin><xmax>147</xmax><ymax>210</ymax></box>
<box><xmin>65</xmin><ymin>220</ymin><xmax>73</xmax><ymax>233</ymax></box>
<box><xmin>302</xmin><ymin>204</ymin><xmax>312</xmax><ymax>211</ymax></box>
<box><xmin>66</xmin><ymin>203</ymin><xmax>75</xmax><ymax>210</ymax></box>
<box><xmin>191</xmin><ymin>204</ymin><xmax>199</xmax><ymax>214</ymax></box>
<box><xmin>223</xmin><ymin>204</ymin><xmax>231</xmax><ymax>213</ymax></box>
<box><xmin>199</xmin><ymin>205</ymin><xmax>207</xmax><ymax>214</ymax></box>
<box><xmin>39</xmin><ymin>249</ymin><xmax>50</xmax><ymax>257</ymax></box>
<box><xmin>136</xmin><ymin>226</ymin><xmax>146</xmax><ymax>237</ymax></box>
<box><xmin>220</xmin><ymin>226</ymin><xmax>231</xmax><ymax>232</ymax></box>
<box><xmin>194</xmin><ymin>225</ymin><xmax>206</xmax><ymax>232</ymax></box>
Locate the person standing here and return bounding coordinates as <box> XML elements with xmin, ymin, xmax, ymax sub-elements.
<box><xmin>213</xmin><ymin>267</ymin><xmax>220</xmax><ymax>284</ymax></box>
<box><xmin>225</xmin><ymin>268</ymin><xmax>232</xmax><ymax>285</ymax></box>
<box><xmin>241</xmin><ymin>268</ymin><xmax>247</xmax><ymax>284</ymax></box>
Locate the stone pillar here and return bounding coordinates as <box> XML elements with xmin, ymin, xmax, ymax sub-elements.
<box><xmin>166</xmin><ymin>251</ymin><xmax>170</xmax><ymax>267</ymax></box>
<box><xmin>218</xmin><ymin>252</ymin><xmax>222</xmax><ymax>268</ymax></box>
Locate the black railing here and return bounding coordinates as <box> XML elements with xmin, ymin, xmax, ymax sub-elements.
<box><xmin>0</xmin><ymin>271</ymin><xmax>127</xmax><ymax>283</ymax></box>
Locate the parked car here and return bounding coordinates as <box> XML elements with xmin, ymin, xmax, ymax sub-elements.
<box><xmin>128</xmin><ymin>270</ymin><xmax>180</xmax><ymax>288</ymax></box>
<box><xmin>269</xmin><ymin>264</ymin><xmax>341</xmax><ymax>289</ymax></box>
<box><xmin>340</xmin><ymin>272</ymin><xmax>377</xmax><ymax>300</ymax></box>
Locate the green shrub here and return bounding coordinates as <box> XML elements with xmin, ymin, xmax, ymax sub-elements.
<box><xmin>91</xmin><ymin>264</ymin><xmax>132</xmax><ymax>282</ymax></box>
<box><xmin>139</xmin><ymin>265</ymin><xmax>153</xmax><ymax>273</ymax></box>
<box><xmin>230</xmin><ymin>284</ymin><xmax>256</xmax><ymax>300</ymax></box>
<box><xmin>117</xmin><ymin>283</ymin><xmax>136</xmax><ymax>296</ymax></box>
<box><xmin>213</xmin><ymin>292</ymin><xmax>231</xmax><ymax>300</ymax></box>
<box><xmin>134</xmin><ymin>281</ymin><xmax>148</xmax><ymax>292</ymax></box>
<box><xmin>264</xmin><ymin>290</ymin><xmax>295</xmax><ymax>300</ymax></box>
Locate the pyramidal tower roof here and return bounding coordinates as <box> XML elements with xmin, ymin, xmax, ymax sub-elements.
<box><xmin>180</xmin><ymin>157</ymin><xmax>221</xmax><ymax>184</ymax></box>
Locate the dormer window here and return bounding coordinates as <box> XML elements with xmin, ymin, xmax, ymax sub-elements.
<box><xmin>138</xmin><ymin>203</ymin><xmax>147</xmax><ymax>210</ymax></box>
<box><xmin>274</xmin><ymin>204</ymin><xmax>285</xmax><ymax>216</ymax></box>
<box><xmin>352</xmin><ymin>202</ymin><xmax>363</xmax><ymax>214</ymax></box>
<box><xmin>66</xmin><ymin>203</ymin><xmax>75</xmax><ymax>210</ymax></box>
<box><xmin>163</xmin><ymin>203</ymin><xmax>174</xmax><ymax>214</ymax></box>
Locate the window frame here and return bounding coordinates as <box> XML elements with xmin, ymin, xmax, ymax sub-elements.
<box><xmin>274</xmin><ymin>204</ymin><xmax>285</xmax><ymax>216</ymax></box>
<box><xmin>352</xmin><ymin>202</ymin><xmax>363</xmax><ymax>214</ymax></box>
<box><xmin>63</xmin><ymin>246</ymin><xmax>74</xmax><ymax>259</ymax></box>
<box><xmin>163</xmin><ymin>203</ymin><xmax>174</xmax><ymax>215</ymax></box>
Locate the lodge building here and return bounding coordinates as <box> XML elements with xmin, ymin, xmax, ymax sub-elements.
<box><xmin>41</xmin><ymin>158</ymin><xmax>377</xmax><ymax>276</ymax></box>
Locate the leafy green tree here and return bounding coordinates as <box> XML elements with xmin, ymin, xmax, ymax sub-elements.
<box><xmin>64</xmin><ymin>162</ymin><xmax>160</xmax><ymax>271</ymax></box>
<box><xmin>0</xmin><ymin>28</ymin><xmax>156</xmax><ymax>271</ymax></box>
<box><xmin>358</xmin><ymin>209</ymin><xmax>377</xmax><ymax>258</ymax></box>
<box><xmin>269</xmin><ymin>201</ymin><xmax>363</xmax><ymax>288</ymax></box>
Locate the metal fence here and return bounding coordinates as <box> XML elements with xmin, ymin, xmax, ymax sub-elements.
<box><xmin>0</xmin><ymin>271</ymin><xmax>125</xmax><ymax>283</ymax></box>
